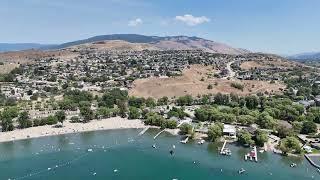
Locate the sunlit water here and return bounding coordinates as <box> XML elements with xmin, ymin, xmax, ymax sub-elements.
<box><xmin>0</xmin><ymin>128</ymin><xmax>318</xmax><ymax>180</ymax></box>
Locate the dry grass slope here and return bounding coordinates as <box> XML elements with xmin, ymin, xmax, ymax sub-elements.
<box><xmin>129</xmin><ymin>64</ymin><xmax>285</xmax><ymax>99</ymax></box>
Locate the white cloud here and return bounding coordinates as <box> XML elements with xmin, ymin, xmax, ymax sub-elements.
<box><xmin>128</xmin><ymin>18</ymin><xmax>143</xmax><ymax>27</ymax></box>
<box><xmin>175</xmin><ymin>14</ymin><xmax>210</xmax><ymax>26</ymax></box>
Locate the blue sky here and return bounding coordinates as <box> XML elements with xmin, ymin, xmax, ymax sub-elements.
<box><xmin>1</xmin><ymin>0</ymin><xmax>320</xmax><ymax>55</ymax></box>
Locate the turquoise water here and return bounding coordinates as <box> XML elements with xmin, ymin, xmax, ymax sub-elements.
<box><xmin>0</xmin><ymin>129</ymin><xmax>318</xmax><ymax>180</ymax></box>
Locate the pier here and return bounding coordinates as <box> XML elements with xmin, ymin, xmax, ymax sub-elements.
<box><xmin>154</xmin><ymin>129</ymin><xmax>165</xmax><ymax>139</ymax></box>
<box><xmin>219</xmin><ymin>140</ymin><xmax>231</xmax><ymax>155</ymax></box>
<box><xmin>220</xmin><ymin>140</ymin><xmax>227</xmax><ymax>154</ymax></box>
<box><xmin>180</xmin><ymin>136</ymin><xmax>189</xmax><ymax>144</ymax></box>
<box><xmin>305</xmin><ymin>154</ymin><xmax>320</xmax><ymax>169</ymax></box>
<box><xmin>253</xmin><ymin>146</ymin><xmax>258</xmax><ymax>162</ymax></box>
<box><xmin>244</xmin><ymin>146</ymin><xmax>258</xmax><ymax>162</ymax></box>
<box><xmin>138</xmin><ymin>126</ymin><xmax>150</xmax><ymax>136</ymax></box>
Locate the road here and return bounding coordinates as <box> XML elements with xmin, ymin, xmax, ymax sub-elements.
<box><xmin>223</xmin><ymin>61</ymin><xmax>236</xmax><ymax>79</ymax></box>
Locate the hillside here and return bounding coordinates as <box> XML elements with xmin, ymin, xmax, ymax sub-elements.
<box><xmin>288</xmin><ymin>52</ymin><xmax>320</xmax><ymax>61</ymax></box>
<box><xmin>47</xmin><ymin>34</ymin><xmax>249</xmax><ymax>55</ymax></box>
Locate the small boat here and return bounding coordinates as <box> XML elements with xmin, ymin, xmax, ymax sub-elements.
<box><xmin>290</xmin><ymin>163</ymin><xmax>297</xmax><ymax>168</ymax></box>
<box><xmin>152</xmin><ymin>144</ymin><xmax>156</xmax><ymax>149</ymax></box>
<box><xmin>317</xmin><ymin>168</ymin><xmax>320</xmax><ymax>173</ymax></box>
<box><xmin>238</xmin><ymin>168</ymin><xmax>246</xmax><ymax>174</ymax></box>
<box><xmin>198</xmin><ymin>139</ymin><xmax>205</xmax><ymax>145</ymax></box>
<box><xmin>87</xmin><ymin>149</ymin><xmax>93</xmax><ymax>152</ymax></box>
<box><xmin>220</xmin><ymin>148</ymin><xmax>232</xmax><ymax>156</ymax></box>
<box><xmin>169</xmin><ymin>150</ymin><xmax>174</xmax><ymax>155</ymax></box>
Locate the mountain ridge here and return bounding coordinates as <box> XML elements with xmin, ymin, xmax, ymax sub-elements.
<box><xmin>0</xmin><ymin>34</ymin><xmax>249</xmax><ymax>55</ymax></box>
<box><xmin>288</xmin><ymin>52</ymin><xmax>320</xmax><ymax>61</ymax></box>
<box><xmin>49</xmin><ymin>34</ymin><xmax>249</xmax><ymax>54</ymax></box>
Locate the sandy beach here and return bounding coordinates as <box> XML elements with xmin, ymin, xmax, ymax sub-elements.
<box><xmin>0</xmin><ymin>117</ymin><xmax>147</xmax><ymax>143</ymax></box>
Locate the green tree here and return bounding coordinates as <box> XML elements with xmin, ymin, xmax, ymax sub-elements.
<box><xmin>176</xmin><ymin>95</ymin><xmax>193</xmax><ymax>106</ymax></box>
<box><xmin>214</xmin><ymin>93</ymin><xmax>229</xmax><ymax>105</ymax></box>
<box><xmin>96</xmin><ymin>107</ymin><xmax>113</xmax><ymax>119</ymax></box>
<box><xmin>167</xmin><ymin>107</ymin><xmax>187</xmax><ymax>119</ymax></box>
<box><xmin>99</xmin><ymin>88</ymin><xmax>128</xmax><ymax>108</ymax></box>
<box><xmin>301</xmin><ymin>121</ymin><xmax>317</xmax><ymax>134</ymax></box>
<box><xmin>146</xmin><ymin>97</ymin><xmax>156</xmax><ymax>108</ymax></box>
<box><xmin>237</xmin><ymin>115</ymin><xmax>255</xmax><ymax>126</ymax></box>
<box><xmin>179</xmin><ymin>123</ymin><xmax>193</xmax><ymax>135</ymax></box>
<box><xmin>55</xmin><ymin>111</ymin><xmax>66</xmax><ymax>125</ymax></box>
<box><xmin>279</xmin><ymin>136</ymin><xmax>301</xmax><ymax>155</ymax></box>
<box><xmin>128</xmin><ymin>107</ymin><xmax>141</xmax><ymax>119</ymax></box>
<box><xmin>117</xmin><ymin>100</ymin><xmax>128</xmax><ymax>118</ymax></box>
<box><xmin>245</xmin><ymin>95</ymin><xmax>259</xmax><ymax>109</ymax></box>
<box><xmin>207</xmin><ymin>123</ymin><xmax>223</xmax><ymax>142</ymax></box>
<box><xmin>157</xmin><ymin>96</ymin><xmax>169</xmax><ymax>106</ymax></box>
<box><xmin>46</xmin><ymin>115</ymin><xmax>58</xmax><ymax>125</ymax></box>
<box><xmin>165</xmin><ymin>120</ymin><xmax>178</xmax><ymax>129</ymax></box>
<box><xmin>276</xmin><ymin>124</ymin><xmax>294</xmax><ymax>138</ymax></box>
<box><xmin>18</xmin><ymin>111</ymin><xmax>32</xmax><ymax>129</ymax></box>
<box><xmin>80</xmin><ymin>106</ymin><xmax>94</xmax><ymax>122</ymax></box>
<box><xmin>237</xmin><ymin>130</ymin><xmax>254</xmax><ymax>146</ymax></box>
<box><xmin>128</xmin><ymin>96</ymin><xmax>145</xmax><ymax>108</ymax></box>
<box><xmin>257</xmin><ymin>112</ymin><xmax>276</xmax><ymax>129</ymax></box>
<box><xmin>0</xmin><ymin>117</ymin><xmax>14</xmax><ymax>132</ymax></box>
<box><xmin>255</xmin><ymin>130</ymin><xmax>268</xmax><ymax>147</ymax></box>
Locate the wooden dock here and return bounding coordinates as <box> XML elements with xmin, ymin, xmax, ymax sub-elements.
<box><xmin>138</xmin><ymin>126</ymin><xmax>150</xmax><ymax>136</ymax></box>
<box><xmin>253</xmin><ymin>146</ymin><xmax>258</xmax><ymax>162</ymax></box>
<box><xmin>220</xmin><ymin>140</ymin><xmax>227</xmax><ymax>154</ymax></box>
<box><xmin>153</xmin><ymin>129</ymin><xmax>165</xmax><ymax>139</ymax></box>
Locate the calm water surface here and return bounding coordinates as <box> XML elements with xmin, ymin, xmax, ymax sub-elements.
<box><xmin>0</xmin><ymin>129</ymin><xmax>318</xmax><ymax>180</ymax></box>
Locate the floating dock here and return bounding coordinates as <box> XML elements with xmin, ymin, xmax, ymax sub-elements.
<box><xmin>244</xmin><ymin>146</ymin><xmax>258</xmax><ymax>162</ymax></box>
<box><xmin>153</xmin><ymin>129</ymin><xmax>165</xmax><ymax>139</ymax></box>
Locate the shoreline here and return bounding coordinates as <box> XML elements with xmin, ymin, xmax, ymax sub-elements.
<box><xmin>0</xmin><ymin>117</ymin><xmax>148</xmax><ymax>143</ymax></box>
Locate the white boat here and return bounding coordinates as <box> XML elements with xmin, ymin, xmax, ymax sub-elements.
<box><xmin>220</xmin><ymin>148</ymin><xmax>232</xmax><ymax>156</ymax></box>
<box><xmin>290</xmin><ymin>163</ymin><xmax>297</xmax><ymax>168</ymax></box>
<box><xmin>238</xmin><ymin>168</ymin><xmax>246</xmax><ymax>174</ymax></box>
<box><xmin>87</xmin><ymin>149</ymin><xmax>93</xmax><ymax>152</ymax></box>
<box><xmin>198</xmin><ymin>139</ymin><xmax>205</xmax><ymax>145</ymax></box>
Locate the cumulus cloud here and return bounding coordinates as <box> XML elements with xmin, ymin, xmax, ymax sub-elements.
<box><xmin>175</xmin><ymin>14</ymin><xmax>210</xmax><ymax>26</ymax></box>
<box><xmin>128</xmin><ymin>18</ymin><xmax>143</xmax><ymax>27</ymax></box>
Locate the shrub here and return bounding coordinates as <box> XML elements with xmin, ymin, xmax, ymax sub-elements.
<box><xmin>231</xmin><ymin>82</ymin><xmax>244</xmax><ymax>91</ymax></box>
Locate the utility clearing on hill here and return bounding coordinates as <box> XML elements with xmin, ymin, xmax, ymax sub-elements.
<box><xmin>129</xmin><ymin>64</ymin><xmax>285</xmax><ymax>99</ymax></box>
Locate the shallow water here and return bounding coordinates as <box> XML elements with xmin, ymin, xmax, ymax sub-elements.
<box><xmin>0</xmin><ymin>129</ymin><xmax>318</xmax><ymax>180</ymax></box>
